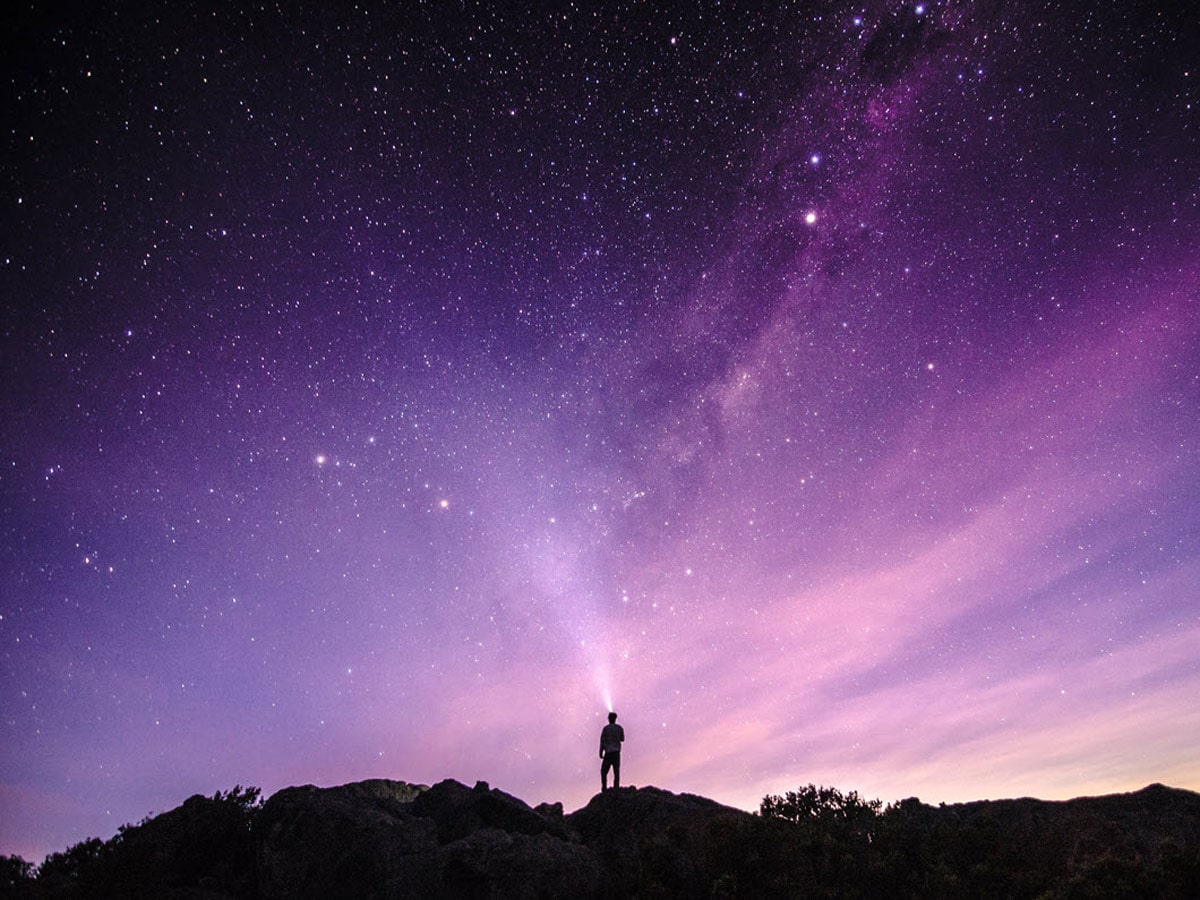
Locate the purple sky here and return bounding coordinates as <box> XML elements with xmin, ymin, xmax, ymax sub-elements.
<box><xmin>3</xmin><ymin>0</ymin><xmax>1199</xmax><ymax>863</ymax></box>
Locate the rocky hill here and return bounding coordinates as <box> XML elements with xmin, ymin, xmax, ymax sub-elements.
<box><xmin>5</xmin><ymin>779</ymin><xmax>1200</xmax><ymax>898</ymax></box>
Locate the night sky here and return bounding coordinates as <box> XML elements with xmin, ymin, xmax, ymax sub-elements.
<box><xmin>3</xmin><ymin>0</ymin><xmax>1200</xmax><ymax>863</ymax></box>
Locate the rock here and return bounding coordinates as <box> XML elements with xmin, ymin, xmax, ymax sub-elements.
<box><xmin>410</xmin><ymin>779</ymin><xmax>567</xmax><ymax>844</ymax></box>
<box><xmin>27</xmin><ymin>778</ymin><xmax>1200</xmax><ymax>899</ymax></box>
<box><xmin>533</xmin><ymin>801</ymin><xmax>563</xmax><ymax>821</ymax></box>
<box><xmin>567</xmin><ymin>785</ymin><xmax>812</xmax><ymax>897</ymax></box>
<box><xmin>255</xmin><ymin>779</ymin><xmax>441</xmax><ymax>899</ymax></box>
<box><xmin>439</xmin><ymin>828</ymin><xmax>602</xmax><ymax>899</ymax></box>
<box><xmin>256</xmin><ymin>779</ymin><xmax>596</xmax><ymax>898</ymax></box>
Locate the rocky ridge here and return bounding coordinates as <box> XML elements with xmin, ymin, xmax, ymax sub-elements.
<box><xmin>7</xmin><ymin>779</ymin><xmax>1200</xmax><ymax>898</ymax></box>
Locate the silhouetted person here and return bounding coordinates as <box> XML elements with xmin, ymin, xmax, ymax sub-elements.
<box><xmin>600</xmin><ymin>711</ymin><xmax>624</xmax><ymax>791</ymax></box>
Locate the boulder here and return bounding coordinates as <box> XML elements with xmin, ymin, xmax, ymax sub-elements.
<box><xmin>410</xmin><ymin>780</ymin><xmax>568</xmax><ymax>843</ymax></box>
<box><xmin>438</xmin><ymin>828</ymin><xmax>602</xmax><ymax>899</ymax></box>
<box><xmin>256</xmin><ymin>779</ymin><xmax>597</xmax><ymax>898</ymax></box>
<box><xmin>533</xmin><ymin>801</ymin><xmax>563</xmax><ymax>821</ymax></box>
<box><xmin>255</xmin><ymin>779</ymin><xmax>440</xmax><ymax>899</ymax></box>
<box><xmin>566</xmin><ymin>785</ymin><xmax>812</xmax><ymax>897</ymax></box>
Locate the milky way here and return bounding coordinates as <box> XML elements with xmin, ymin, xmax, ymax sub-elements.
<box><xmin>3</xmin><ymin>1</ymin><xmax>1199</xmax><ymax>862</ymax></box>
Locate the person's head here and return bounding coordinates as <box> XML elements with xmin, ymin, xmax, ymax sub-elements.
<box><xmin>608</xmin><ymin>712</ymin><xmax>617</xmax><ymax>723</ymax></box>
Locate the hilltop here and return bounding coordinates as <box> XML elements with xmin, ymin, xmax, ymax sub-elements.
<box><xmin>4</xmin><ymin>779</ymin><xmax>1199</xmax><ymax>897</ymax></box>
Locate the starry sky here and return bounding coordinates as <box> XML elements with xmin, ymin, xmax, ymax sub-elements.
<box><xmin>3</xmin><ymin>0</ymin><xmax>1200</xmax><ymax>863</ymax></box>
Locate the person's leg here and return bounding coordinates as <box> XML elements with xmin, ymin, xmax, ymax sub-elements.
<box><xmin>612</xmin><ymin>753</ymin><xmax>620</xmax><ymax>789</ymax></box>
<box><xmin>601</xmin><ymin>755</ymin><xmax>611</xmax><ymax>791</ymax></box>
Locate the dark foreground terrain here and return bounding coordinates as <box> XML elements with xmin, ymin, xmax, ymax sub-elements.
<box><xmin>4</xmin><ymin>779</ymin><xmax>1200</xmax><ymax>898</ymax></box>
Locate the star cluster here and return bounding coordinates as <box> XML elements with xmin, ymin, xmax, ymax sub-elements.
<box><xmin>3</xmin><ymin>0</ymin><xmax>1199</xmax><ymax>862</ymax></box>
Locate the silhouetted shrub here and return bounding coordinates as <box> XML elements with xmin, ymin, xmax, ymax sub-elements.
<box><xmin>0</xmin><ymin>854</ymin><xmax>35</xmax><ymax>897</ymax></box>
<box><xmin>24</xmin><ymin>786</ymin><xmax>263</xmax><ymax>899</ymax></box>
<box><xmin>212</xmin><ymin>784</ymin><xmax>263</xmax><ymax>823</ymax></box>
<box><xmin>34</xmin><ymin>837</ymin><xmax>105</xmax><ymax>888</ymax></box>
<box><xmin>760</xmin><ymin>783</ymin><xmax>882</xmax><ymax>838</ymax></box>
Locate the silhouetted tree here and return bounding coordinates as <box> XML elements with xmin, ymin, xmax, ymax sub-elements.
<box><xmin>759</xmin><ymin>784</ymin><xmax>885</xmax><ymax>892</ymax></box>
<box><xmin>34</xmin><ymin>837</ymin><xmax>105</xmax><ymax>890</ymax></box>
<box><xmin>24</xmin><ymin>786</ymin><xmax>264</xmax><ymax>898</ymax></box>
<box><xmin>212</xmin><ymin>784</ymin><xmax>263</xmax><ymax>827</ymax></box>
<box><xmin>0</xmin><ymin>854</ymin><xmax>35</xmax><ymax>895</ymax></box>
<box><xmin>760</xmin><ymin>783</ymin><xmax>882</xmax><ymax>839</ymax></box>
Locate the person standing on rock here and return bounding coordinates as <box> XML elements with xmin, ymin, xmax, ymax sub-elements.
<box><xmin>599</xmin><ymin>711</ymin><xmax>625</xmax><ymax>791</ymax></box>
